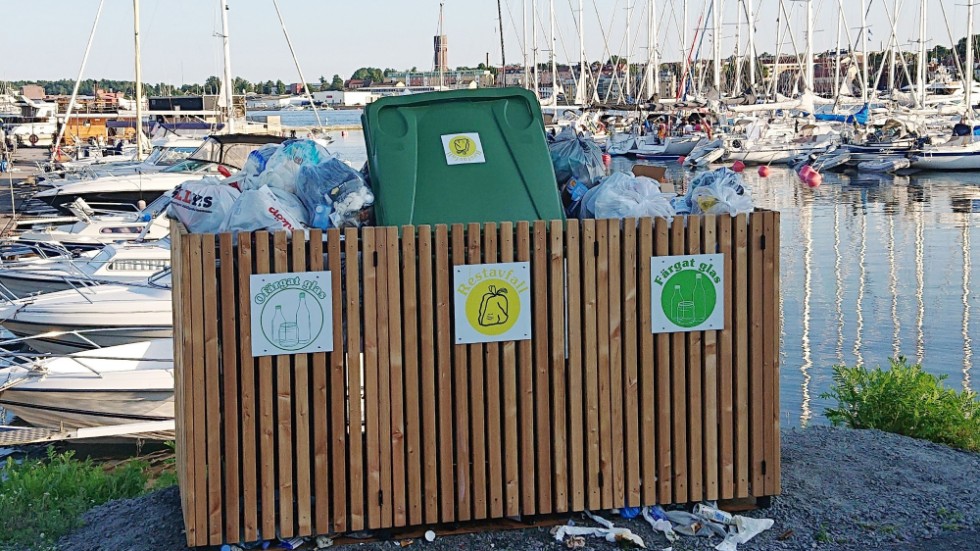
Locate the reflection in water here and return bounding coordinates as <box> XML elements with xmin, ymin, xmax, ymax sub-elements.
<box><xmin>915</xmin><ymin>207</ymin><xmax>925</xmax><ymax>363</ymax></box>
<box><xmin>888</xmin><ymin>215</ymin><xmax>901</xmax><ymax>359</ymax></box>
<box><xmin>854</xmin><ymin>213</ymin><xmax>867</xmax><ymax>367</ymax></box>
<box><xmin>834</xmin><ymin>204</ymin><xmax>845</xmax><ymax>364</ymax></box>
<box><xmin>963</xmin><ymin>223</ymin><xmax>973</xmax><ymax>391</ymax></box>
<box><xmin>800</xmin><ymin>198</ymin><xmax>813</xmax><ymax>426</ymax></box>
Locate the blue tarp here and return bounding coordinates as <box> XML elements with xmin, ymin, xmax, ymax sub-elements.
<box><xmin>813</xmin><ymin>104</ymin><xmax>869</xmax><ymax>125</ymax></box>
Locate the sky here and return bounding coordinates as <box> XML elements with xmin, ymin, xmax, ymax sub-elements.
<box><xmin>0</xmin><ymin>0</ymin><xmax>968</xmax><ymax>86</ymax></box>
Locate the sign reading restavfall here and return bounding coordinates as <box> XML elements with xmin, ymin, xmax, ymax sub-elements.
<box><xmin>250</xmin><ymin>271</ymin><xmax>333</xmax><ymax>357</ymax></box>
<box><xmin>651</xmin><ymin>253</ymin><xmax>725</xmax><ymax>334</ymax></box>
<box><xmin>453</xmin><ymin>262</ymin><xmax>532</xmax><ymax>344</ymax></box>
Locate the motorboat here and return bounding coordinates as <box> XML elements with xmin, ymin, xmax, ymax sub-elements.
<box><xmin>9</xmin><ymin>195</ymin><xmax>171</xmax><ymax>251</ymax></box>
<box><xmin>910</xmin><ymin>122</ymin><xmax>980</xmax><ymax>170</ymax></box>
<box><xmin>841</xmin><ymin>119</ymin><xmax>920</xmax><ymax>164</ymax></box>
<box><xmin>23</xmin><ymin>133</ymin><xmax>286</xmax><ymax>214</ymax></box>
<box><xmin>0</xmin><ymin>339</ymin><xmax>174</xmax><ymax>439</ymax></box>
<box><xmin>0</xmin><ymin>239</ymin><xmax>170</xmax><ymax>299</ymax></box>
<box><xmin>52</xmin><ymin>136</ymin><xmax>202</xmax><ymax>179</ymax></box>
<box><xmin>0</xmin><ymin>270</ymin><xmax>172</xmax><ymax>354</ymax></box>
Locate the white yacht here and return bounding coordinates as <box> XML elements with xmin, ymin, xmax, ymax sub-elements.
<box><xmin>910</xmin><ymin>122</ymin><xmax>980</xmax><ymax>171</ymax></box>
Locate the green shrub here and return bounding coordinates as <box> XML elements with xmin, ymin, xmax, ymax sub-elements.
<box><xmin>0</xmin><ymin>447</ymin><xmax>172</xmax><ymax>550</ymax></box>
<box><xmin>821</xmin><ymin>358</ymin><xmax>980</xmax><ymax>452</ymax></box>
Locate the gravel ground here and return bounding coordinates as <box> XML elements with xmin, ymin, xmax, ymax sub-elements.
<box><xmin>59</xmin><ymin>426</ymin><xmax>980</xmax><ymax>551</ymax></box>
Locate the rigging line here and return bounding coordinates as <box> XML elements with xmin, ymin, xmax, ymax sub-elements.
<box><xmin>271</xmin><ymin>0</ymin><xmax>323</xmax><ymax>129</ymax></box>
<box><xmin>589</xmin><ymin>0</ymin><xmax>628</xmax><ymax>103</ymax></box>
<box><xmin>502</xmin><ymin>0</ymin><xmax>525</xmax><ymax>56</ymax></box>
<box><xmin>938</xmin><ymin>0</ymin><xmax>965</xmax><ymax>89</ymax></box>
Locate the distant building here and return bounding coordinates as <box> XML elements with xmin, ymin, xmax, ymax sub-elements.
<box><xmin>21</xmin><ymin>84</ymin><xmax>45</xmax><ymax>100</ymax></box>
<box><xmin>434</xmin><ymin>35</ymin><xmax>448</xmax><ymax>72</ymax></box>
<box><xmin>311</xmin><ymin>90</ymin><xmax>378</xmax><ymax>106</ymax></box>
<box><xmin>288</xmin><ymin>83</ymin><xmax>306</xmax><ymax>95</ymax></box>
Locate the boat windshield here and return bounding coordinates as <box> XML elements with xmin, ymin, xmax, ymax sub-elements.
<box><xmin>142</xmin><ymin>146</ymin><xmax>198</xmax><ymax>167</ymax></box>
<box><xmin>161</xmin><ymin>159</ymin><xmax>212</xmax><ymax>173</ymax></box>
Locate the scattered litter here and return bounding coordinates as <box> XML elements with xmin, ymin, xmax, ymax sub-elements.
<box><xmin>314</xmin><ymin>535</ymin><xmax>334</xmax><ymax>549</ymax></box>
<box><xmin>399</xmin><ymin>538</ymin><xmax>414</xmax><ymax>547</ymax></box>
<box><xmin>577</xmin><ymin>172</ymin><xmax>676</xmax><ymax>220</ymax></box>
<box><xmin>564</xmin><ymin>535</ymin><xmax>586</xmax><ymax>548</ymax></box>
<box><xmin>642</xmin><ymin>506</ymin><xmax>679</xmax><ymax>543</ymax></box>
<box><xmin>278</xmin><ymin>536</ymin><xmax>306</xmax><ymax>550</ymax></box>
<box><xmin>552</xmin><ymin>525</ymin><xmax>646</xmax><ymax>548</ymax></box>
<box><xmin>584</xmin><ymin>509</ymin><xmax>615</xmax><ymax>529</ymax></box>
<box><xmin>619</xmin><ymin>506</ymin><xmax>642</xmax><ymax>519</ymax></box>
<box><xmin>776</xmin><ymin>529</ymin><xmax>794</xmax><ymax>541</ymax></box>
<box><xmin>549</xmin><ymin>126</ymin><xmax>606</xmax><ymax>189</ymax></box>
<box><xmin>674</xmin><ymin>167</ymin><xmax>753</xmax><ymax>216</ymax></box>
<box><xmin>693</xmin><ymin>503</ymin><xmax>735</xmax><ymax>525</ymax></box>
<box><xmin>423</xmin><ymin>530</ymin><xmax>436</xmax><ymax>542</ymax></box>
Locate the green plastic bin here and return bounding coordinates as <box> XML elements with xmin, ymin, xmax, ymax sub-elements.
<box><xmin>362</xmin><ymin>88</ymin><xmax>564</xmax><ymax>227</ymax></box>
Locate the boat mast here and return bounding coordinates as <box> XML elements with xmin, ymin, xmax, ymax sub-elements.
<box><xmin>133</xmin><ymin>0</ymin><xmax>145</xmax><ymax>159</ymax></box>
<box><xmin>967</xmin><ymin>0</ymin><xmax>974</xmax><ymax>115</ymax></box>
<box><xmin>550</xmin><ymin>0</ymin><xmax>558</xmax><ymax>105</ymax></box>
<box><xmin>220</xmin><ymin>0</ymin><xmax>235</xmax><ymax>132</ymax></box>
<box><xmin>51</xmin><ymin>0</ymin><xmax>105</xmax><ymax>163</ymax></box>
<box><xmin>747</xmin><ymin>0</ymin><xmax>756</xmax><ymax>88</ymax></box>
<box><xmin>578</xmin><ymin>0</ymin><xmax>587</xmax><ymax>104</ymax></box>
<box><xmin>646</xmin><ymin>0</ymin><xmax>658</xmax><ymax>99</ymax></box>
<box><xmin>861</xmin><ymin>0</ymin><xmax>869</xmax><ymax>102</ymax></box>
<box><xmin>532</xmin><ymin>0</ymin><xmax>539</xmax><ymax>98</ymax></box>
<box><xmin>918</xmin><ymin>0</ymin><xmax>927</xmax><ymax>105</ymax></box>
<box><xmin>734</xmin><ymin>0</ymin><xmax>742</xmax><ymax>93</ymax></box>
<box><xmin>713</xmin><ymin>0</ymin><xmax>721</xmax><ymax>93</ymax></box>
<box><xmin>626</xmin><ymin>1</ymin><xmax>632</xmax><ymax>101</ymax></box>
<box><xmin>523</xmin><ymin>0</ymin><xmax>529</xmax><ymax>90</ymax></box>
<box><xmin>835</xmin><ymin>5</ymin><xmax>842</xmax><ymax>98</ymax></box>
<box><xmin>888</xmin><ymin>0</ymin><xmax>898</xmax><ymax>92</ymax></box>
<box><xmin>498</xmin><ymin>0</ymin><xmax>506</xmax><ymax>87</ymax></box>
<box><xmin>439</xmin><ymin>2</ymin><xmax>446</xmax><ymax>89</ymax></box>
<box><xmin>805</xmin><ymin>0</ymin><xmax>814</xmax><ymax>92</ymax></box>
<box><xmin>682</xmin><ymin>0</ymin><xmax>689</xmax><ymax>98</ymax></box>
<box><xmin>272</xmin><ymin>0</ymin><xmax>323</xmax><ymax>128</ymax></box>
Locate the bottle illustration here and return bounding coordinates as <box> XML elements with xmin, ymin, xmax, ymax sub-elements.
<box><xmin>271</xmin><ymin>305</ymin><xmax>286</xmax><ymax>345</ymax></box>
<box><xmin>693</xmin><ymin>273</ymin><xmax>707</xmax><ymax>322</ymax></box>
<box><xmin>670</xmin><ymin>284</ymin><xmax>683</xmax><ymax>321</ymax></box>
<box><xmin>296</xmin><ymin>292</ymin><xmax>311</xmax><ymax>343</ymax></box>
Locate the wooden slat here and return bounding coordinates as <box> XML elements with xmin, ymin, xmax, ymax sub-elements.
<box><xmin>733</xmin><ymin>214</ymin><xmax>750</xmax><ymax>497</ymax></box>
<box><xmin>669</xmin><ymin>217</ymin><xmax>688</xmax><ymax>503</ymax></box>
<box><xmin>416</xmin><ymin>226</ymin><xmax>439</xmax><ymax>524</ymax></box>
<box><xmin>467</xmin><ymin>223</ymin><xmax>488</xmax><ymax>520</ymax></box>
<box><xmin>548</xmin><ymin>220</ymin><xmax>567</xmax><ymax>513</ymax></box>
<box><xmin>401</xmin><ymin>226</ymin><xmax>423</xmax><ymax>526</ymax></box>
<box><xmin>607</xmin><ymin>221</ymin><xmax>625</xmax><ymax>508</ymax></box>
<box><xmin>218</xmin><ymin>233</ymin><xmax>240</xmax><ymax>542</ymax></box>
<box><xmin>376</xmin><ymin>229</ymin><xmax>394</xmax><ymax>526</ymax></box>
<box><xmin>532</xmin><ymin>220</ymin><xmax>552</xmax><ymax>514</ymax></box>
<box><xmin>451</xmin><ymin>224</ymin><xmax>472</xmax><ymax>522</ymax></box>
<box><xmin>202</xmin><ymin>237</ymin><xmax>222</xmax><ymax>545</ymax></box>
<box><xmin>515</xmin><ymin>221</ymin><xmax>536</xmax><ymax>514</ymax></box>
<box><xmin>686</xmin><ymin>218</ymin><xmax>703</xmax><ymax>500</ymax></box>
<box><xmin>595</xmin><ymin>219</ymin><xmax>612</xmax><ymax>510</ymax></box>
<box><xmin>344</xmin><ymin>228</ymin><xmax>365</xmax><ymax>531</ymax></box>
<box><xmin>290</xmin><ymin>231</ymin><xmax>312</xmax><ymax>536</ymax></box>
<box><xmin>637</xmin><ymin>218</ymin><xmax>658</xmax><ymax>504</ymax></box>
<box><xmin>434</xmin><ymin>225</ymin><xmax>455</xmax><ymax>522</ymax></box>
<box><xmin>253</xmin><ymin>232</ymin><xmax>277</xmax><ymax>540</ymax></box>
<box><xmin>762</xmin><ymin>212</ymin><xmax>778</xmax><ymax>496</ymax></box>
<box><xmin>621</xmin><ymin>219</ymin><xmax>640</xmax><ymax>507</ymax></box>
<box><xmin>484</xmin><ymin>223</ymin><xmax>504</xmax><ymax>519</ymax></box>
<box><xmin>273</xmin><ymin>232</ymin><xmax>294</xmax><ymax>537</ymax></box>
<box><xmin>236</xmin><ymin>234</ymin><xmax>258</xmax><ymax>542</ymax></box>
<box><xmin>188</xmin><ymin>233</ymin><xmax>208</xmax><ymax>540</ymax></box>
<box><xmin>581</xmin><ymin>219</ymin><xmax>600</xmax><ymax>509</ymax></box>
<box><xmin>749</xmin><ymin>214</ymin><xmax>765</xmax><ymax>496</ymax></box>
<box><xmin>313</xmin><ymin>231</ymin><xmax>332</xmax><ymax>533</ymax></box>
<box><xmin>771</xmin><ymin>213</ymin><xmax>782</xmax><ymax>495</ymax></box>
<box><xmin>499</xmin><ymin>222</ymin><xmax>521</xmax><ymax>517</ymax></box>
<box><xmin>565</xmin><ymin>220</ymin><xmax>585</xmax><ymax>512</ymax></box>
<box><xmin>361</xmin><ymin>229</ymin><xmax>382</xmax><ymax>527</ymax></box>
<box><xmin>717</xmin><ymin>216</ymin><xmax>735</xmax><ymax>500</ymax></box>
<box><xmin>326</xmin><ymin>230</ymin><xmax>346</xmax><ymax>533</ymax></box>
<box><xmin>177</xmin><ymin>232</ymin><xmax>197</xmax><ymax>544</ymax></box>
<box><xmin>702</xmin><ymin>216</ymin><xmax>719</xmax><ymax>501</ymax></box>
<box><xmin>653</xmin><ymin>218</ymin><xmax>672</xmax><ymax>505</ymax></box>
<box><xmin>385</xmin><ymin>227</ymin><xmax>406</xmax><ymax>527</ymax></box>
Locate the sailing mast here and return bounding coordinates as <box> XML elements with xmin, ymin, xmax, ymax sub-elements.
<box><xmin>133</xmin><ymin>0</ymin><xmax>145</xmax><ymax>158</ymax></box>
<box><xmin>835</xmin><ymin>6</ymin><xmax>842</xmax><ymax>97</ymax></box>
<box><xmin>917</xmin><ymin>0</ymin><xmax>927</xmax><ymax>105</ymax></box>
<box><xmin>646</xmin><ymin>0</ymin><xmax>659</xmax><ymax>99</ymax></box>
<box><xmin>577</xmin><ymin>0</ymin><xmax>587</xmax><ymax>104</ymax></box>
<box><xmin>497</xmin><ymin>0</ymin><xmax>506</xmax><ymax>87</ymax></box>
<box><xmin>967</xmin><ymin>0</ymin><xmax>974</xmax><ymax>115</ymax></box>
<box><xmin>747</xmin><ymin>0</ymin><xmax>756</xmax><ymax>88</ymax></box>
<box><xmin>550</xmin><ymin>0</ymin><xmax>558</xmax><ymax>104</ymax></box>
<box><xmin>805</xmin><ymin>0</ymin><xmax>814</xmax><ymax>92</ymax></box>
<box><xmin>51</xmin><ymin>0</ymin><xmax>105</xmax><ymax>163</ymax></box>
<box><xmin>523</xmin><ymin>0</ymin><xmax>529</xmax><ymax>90</ymax></box>
<box><xmin>532</xmin><ymin>0</ymin><xmax>539</xmax><ymax>98</ymax></box>
<box><xmin>713</xmin><ymin>0</ymin><xmax>721</xmax><ymax>93</ymax></box>
<box><xmin>861</xmin><ymin>0</ymin><xmax>869</xmax><ymax>102</ymax></box>
<box><xmin>682</xmin><ymin>0</ymin><xmax>689</xmax><ymax>98</ymax></box>
<box><xmin>626</xmin><ymin>1</ymin><xmax>632</xmax><ymax>100</ymax></box>
<box><xmin>220</xmin><ymin>0</ymin><xmax>235</xmax><ymax>132</ymax></box>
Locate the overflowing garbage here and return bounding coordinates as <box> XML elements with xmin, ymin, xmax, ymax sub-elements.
<box><xmin>672</xmin><ymin>167</ymin><xmax>754</xmax><ymax>216</ymax></box>
<box><xmin>168</xmin><ymin>139</ymin><xmax>374</xmax><ymax>234</ymax></box>
<box><xmin>575</xmin><ymin>172</ymin><xmax>676</xmax><ymax>220</ymax></box>
<box><xmin>552</xmin><ymin>504</ymin><xmax>773</xmax><ymax>551</ymax></box>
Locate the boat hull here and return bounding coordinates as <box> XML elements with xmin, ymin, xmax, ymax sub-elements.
<box><xmin>0</xmin><ymin>319</ymin><xmax>172</xmax><ymax>354</ymax></box>
<box><xmin>911</xmin><ymin>151</ymin><xmax>980</xmax><ymax>170</ymax></box>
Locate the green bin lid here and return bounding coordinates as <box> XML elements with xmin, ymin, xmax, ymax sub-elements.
<box><xmin>362</xmin><ymin>87</ymin><xmax>564</xmax><ymax>227</ymax></box>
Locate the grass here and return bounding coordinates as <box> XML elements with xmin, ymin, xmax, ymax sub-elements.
<box><xmin>0</xmin><ymin>446</ymin><xmax>176</xmax><ymax>550</ymax></box>
<box><xmin>821</xmin><ymin>357</ymin><xmax>980</xmax><ymax>452</ymax></box>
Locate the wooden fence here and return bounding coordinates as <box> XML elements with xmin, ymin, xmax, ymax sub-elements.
<box><xmin>172</xmin><ymin>212</ymin><xmax>781</xmax><ymax>547</ymax></box>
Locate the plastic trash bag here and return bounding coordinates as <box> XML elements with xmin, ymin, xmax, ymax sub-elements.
<box><xmin>679</xmin><ymin>167</ymin><xmax>753</xmax><ymax>216</ymax></box>
<box><xmin>241</xmin><ymin>143</ymin><xmax>281</xmax><ymax>190</ymax></box>
<box><xmin>294</xmin><ymin>157</ymin><xmax>374</xmax><ymax>228</ymax></box>
<box><xmin>167</xmin><ymin>177</ymin><xmax>241</xmax><ymax>234</ymax></box>
<box><xmin>549</xmin><ymin>126</ymin><xmax>605</xmax><ymax>189</ymax></box>
<box><xmin>254</xmin><ymin>139</ymin><xmax>334</xmax><ymax>195</ymax></box>
<box><xmin>221</xmin><ymin>185</ymin><xmax>307</xmax><ymax>234</ymax></box>
<box><xmin>578</xmin><ymin>172</ymin><xmax>676</xmax><ymax>220</ymax></box>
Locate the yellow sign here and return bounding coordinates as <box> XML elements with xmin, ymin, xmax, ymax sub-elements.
<box><xmin>454</xmin><ymin>262</ymin><xmax>531</xmax><ymax>343</ymax></box>
<box><xmin>440</xmin><ymin>132</ymin><xmax>487</xmax><ymax>165</ymax></box>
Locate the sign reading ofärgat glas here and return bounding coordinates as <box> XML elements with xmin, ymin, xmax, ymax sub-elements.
<box><xmin>454</xmin><ymin>262</ymin><xmax>532</xmax><ymax>344</ymax></box>
<box><xmin>651</xmin><ymin>254</ymin><xmax>724</xmax><ymax>334</ymax></box>
<box><xmin>250</xmin><ymin>272</ymin><xmax>333</xmax><ymax>357</ymax></box>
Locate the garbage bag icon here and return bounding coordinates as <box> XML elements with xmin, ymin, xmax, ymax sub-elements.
<box><xmin>478</xmin><ymin>286</ymin><xmax>509</xmax><ymax>327</ymax></box>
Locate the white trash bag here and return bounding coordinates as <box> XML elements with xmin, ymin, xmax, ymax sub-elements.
<box><xmin>580</xmin><ymin>172</ymin><xmax>676</xmax><ymax>220</ymax></box>
<box><xmin>221</xmin><ymin>185</ymin><xmax>307</xmax><ymax>234</ymax></box>
<box><xmin>167</xmin><ymin>177</ymin><xmax>241</xmax><ymax>234</ymax></box>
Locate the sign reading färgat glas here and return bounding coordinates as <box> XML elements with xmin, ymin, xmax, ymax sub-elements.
<box><xmin>454</xmin><ymin>262</ymin><xmax>531</xmax><ymax>344</ymax></box>
<box><xmin>651</xmin><ymin>254</ymin><xmax>724</xmax><ymax>334</ymax></box>
<box><xmin>250</xmin><ymin>272</ymin><xmax>333</xmax><ymax>357</ymax></box>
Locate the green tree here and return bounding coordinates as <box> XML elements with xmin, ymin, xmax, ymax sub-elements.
<box><xmin>203</xmin><ymin>75</ymin><xmax>222</xmax><ymax>94</ymax></box>
<box><xmin>233</xmin><ymin>77</ymin><xmax>253</xmax><ymax>94</ymax></box>
<box><xmin>275</xmin><ymin>80</ymin><xmax>287</xmax><ymax>95</ymax></box>
<box><xmin>328</xmin><ymin>74</ymin><xmax>344</xmax><ymax>91</ymax></box>
<box><xmin>350</xmin><ymin>67</ymin><xmax>384</xmax><ymax>83</ymax></box>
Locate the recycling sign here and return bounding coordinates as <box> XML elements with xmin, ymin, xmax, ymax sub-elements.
<box><xmin>250</xmin><ymin>271</ymin><xmax>334</xmax><ymax>357</ymax></box>
<box><xmin>453</xmin><ymin>262</ymin><xmax>532</xmax><ymax>344</ymax></box>
<box><xmin>651</xmin><ymin>253</ymin><xmax>725</xmax><ymax>334</ymax></box>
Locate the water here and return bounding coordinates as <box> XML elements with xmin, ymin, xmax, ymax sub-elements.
<box><xmin>320</xmin><ymin>127</ymin><xmax>978</xmax><ymax>427</ymax></box>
